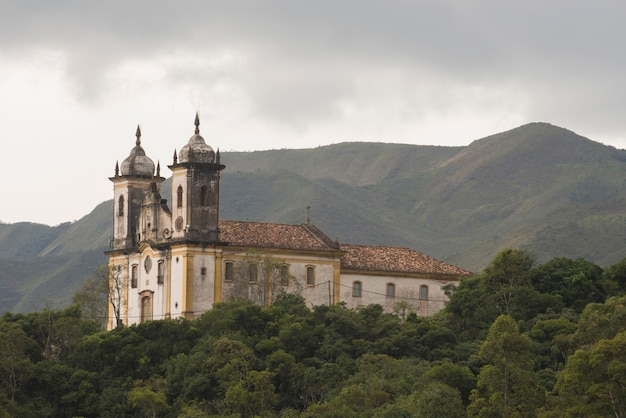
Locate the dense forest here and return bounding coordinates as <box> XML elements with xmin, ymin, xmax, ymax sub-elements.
<box><xmin>2</xmin><ymin>249</ymin><xmax>626</xmax><ymax>417</ymax></box>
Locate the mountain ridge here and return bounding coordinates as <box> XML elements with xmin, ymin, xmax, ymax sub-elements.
<box><xmin>2</xmin><ymin>122</ymin><xmax>626</xmax><ymax>313</ymax></box>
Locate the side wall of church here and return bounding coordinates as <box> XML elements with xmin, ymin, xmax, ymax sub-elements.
<box><xmin>218</xmin><ymin>250</ymin><xmax>338</xmax><ymax>307</ymax></box>
<box><xmin>339</xmin><ymin>273</ymin><xmax>457</xmax><ymax>316</ymax></box>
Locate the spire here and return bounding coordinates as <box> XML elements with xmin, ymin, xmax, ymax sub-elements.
<box><xmin>216</xmin><ymin>148</ymin><xmax>220</xmax><ymax>164</ymax></box>
<box><xmin>135</xmin><ymin>125</ymin><xmax>141</xmax><ymax>146</ymax></box>
<box><xmin>173</xmin><ymin>149</ymin><xmax>178</xmax><ymax>164</ymax></box>
<box><xmin>115</xmin><ymin>161</ymin><xmax>119</xmax><ymax>177</ymax></box>
<box><xmin>194</xmin><ymin>112</ymin><xmax>200</xmax><ymax>135</ymax></box>
<box><xmin>156</xmin><ymin>161</ymin><xmax>160</xmax><ymax>177</ymax></box>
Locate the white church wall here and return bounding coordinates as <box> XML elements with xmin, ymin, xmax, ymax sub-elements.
<box><xmin>339</xmin><ymin>273</ymin><xmax>456</xmax><ymax>316</ymax></box>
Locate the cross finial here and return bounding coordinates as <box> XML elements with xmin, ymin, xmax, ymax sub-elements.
<box><xmin>306</xmin><ymin>205</ymin><xmax>311</xmax><ymax>224</ymax></box>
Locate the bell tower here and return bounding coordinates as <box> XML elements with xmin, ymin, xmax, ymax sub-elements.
<box><xmin>169</xmin><ymin>113</ymin><xmax>225</xmax><ymax>242</ymax></box>
<box><xmin>109</xmin><ymin>126</ymin><xmax>159</xmax><ymax>249</ymax></box>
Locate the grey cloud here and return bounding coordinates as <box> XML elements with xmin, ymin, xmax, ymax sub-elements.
<box><xmin>3</xmin><ymin>0</ymin><xmax>626</xmax><ymax>140</ymax></box>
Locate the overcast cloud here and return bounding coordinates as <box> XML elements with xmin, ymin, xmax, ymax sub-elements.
<box><xmin>2</xmin><ymin>1</ymin><xmax>626</xmax><ymax>225</ymax></box>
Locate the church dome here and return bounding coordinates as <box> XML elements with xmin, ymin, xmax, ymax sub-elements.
<box><xmin>120</xmin><ymin>126</ymin><xmax>155</xmax><ymax>177</ymax></box>
<box><xmin>178</xmin><ymin>113</ymin><xmax>215</xmax><ymax>163</ymax></box>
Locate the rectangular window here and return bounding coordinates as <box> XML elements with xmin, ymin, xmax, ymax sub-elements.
<box><xmin>306</xmin><ymin>266</ymin><xmax>315</xmax><ymax>287</ymax></box>
<box><xmin>280</xmin><ymin>265</ymin><xmax>289</xmax><ymax>286</ymax></box>
<box><xmin>225</xmin><ymin>262</ymin><xmax>234</xmax><ymax>282</ymax></box>
<box><xmin>249</xmin><ymin>263</ymin><xmax>258</xmax><ymax>283</ymax></box>
<box><xmin>353</xmin><ymin>281</ymin><xmax>362</xmax><ymax>297</ymax></box>
<box><xmin>419</xmin><ymin>285</ymin><xmax>428</xmax><ymax>300</ymax></box>
<box><xmin>386</xmin><ymin>283</ymin><xmax>395</xmax><ymax>299</ymax></box>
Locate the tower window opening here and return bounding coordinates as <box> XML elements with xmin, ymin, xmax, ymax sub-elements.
<box><xmin>177</xmin><ymin>186</ymin><xmax>183</xmax><ymax>208</ymax></box>
<box><xmin>118</xmin><ymin>195</ymin><xmax>124</xmax><ymax>216</ymax></box>
<box><xmin>200</xmin><ymin>185</ymin><xmax>209</xmax><ymax>206</ymax></box>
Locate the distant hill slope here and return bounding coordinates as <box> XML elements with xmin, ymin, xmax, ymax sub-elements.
<box><xmin>2</xmin><ymin>122</ymin><xmax>626</xmax><ymax>313</ymax></box>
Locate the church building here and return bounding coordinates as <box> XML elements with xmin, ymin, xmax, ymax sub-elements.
<box><xmin>105</xmin><ymin>114</ymin><xmax>470</xmax><ymax>329</ymax></box>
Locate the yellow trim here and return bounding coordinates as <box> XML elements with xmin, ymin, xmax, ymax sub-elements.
<box><xmin>182</xmin><ymin>254</ymin><xmax>194</xmax><ymax>319</ymax></box>
<box><xmin>214</xmin><ymin>249</ymin><xmax>223</xmax><ymax>303</ymax></box>
<box><xmin>333</xmin><ymin>258</ymin><xmax>341</xmax><ymax>304</ymax></box>
<box><xmin>165</xmin><ymin>256</ymin><xmax>172</xmax><ymax>319</ymax></box>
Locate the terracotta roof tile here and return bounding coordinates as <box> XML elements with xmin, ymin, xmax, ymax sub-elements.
<box><xmin>220</xmin><ymin>220</ymin><xmax>334</xmax><ymax>251</ymax></box>
<box><xmin>340</xmin><ymin>244</ymin><xmax>471</xmax><ymax>276</ymax></box>
<box><xmin>219</xmin><ymin>220</ymin><xmax>471</xmax><ymax>276</ymax></box>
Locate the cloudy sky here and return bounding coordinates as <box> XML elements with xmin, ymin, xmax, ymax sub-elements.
<box><xmin>2</xmin><ymin>1</ymin><xmax>626</xmax><ymax>225</ymax></box>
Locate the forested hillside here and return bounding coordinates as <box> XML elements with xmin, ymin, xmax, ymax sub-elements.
<box><xmin>3</xmin><ymin>122</ymin><xmax>626</xmax><ymax>313</ymax></box>
<box><xmin>2</xmin><ymin>249</ymin><xmax>626</xmax><ymax>416</ymax></box>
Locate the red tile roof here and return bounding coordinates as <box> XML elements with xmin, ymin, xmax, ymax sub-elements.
<box><xmin>340</xmin><ymin>244</ymin><xmax>471</xmax><ymax>276</ymax></box>
<box><xmin>219</xmin><ymin>221</ymin><xmax>471</xmax><ymax>276</ymax></box>
<box><xmin>220</xmin><ymin>220</ymin><xmax>336</xmax><ymax>251</ymax></box>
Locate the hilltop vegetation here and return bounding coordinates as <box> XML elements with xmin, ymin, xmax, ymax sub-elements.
<box><xmin>3</xmin><ymin>122</ymin><xmax>626</xmax><ymax>313</ymax></box>
<box><xmin>2</xmin><ymin>249</ymin><xmax>626</xmax><ymax>416</ymax></box>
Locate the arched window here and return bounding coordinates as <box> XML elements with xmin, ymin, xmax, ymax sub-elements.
<box><xmin>177</xmin><ymin>186</ymin><xmax>183</xmax><ymax>208</ymax></box>
<box><xmin>353</xmin><ymin>281</ymin><xmax>362</xmax><ymax>297</ymax></box>
<box><xmin>386</xmin><ymin>283</ymin><xmax>395</xmax><ymax>299</ymax></box>
<box><xmin>157</xmin><ymin>261</ymin><xmax>164</xmax><ymax>284</ymax></box>
<box><xmin>419</xmin><ymin>285</ymin><xmax>429</xmax><ymax>300</ymax></box>
<box><xmin>131</xmin><ymin>265</ymin><xmax>138</xmax><ymax>288</ymax></box>
<box><xmin>225</xmin><ymin>262</ymin><xmax>234</xmax><ymax>282</ymax></box>
<box><xmin>306</xmin><ymin>266</ymin><xmax>315</xmax><ymax>287</ymax></box>
<box><xmin>248</xmin><ymin>263</ymin><xmax>258</xmax><ymax>283</ymax></box>
<box><xmin>141</xmin><ymin>294</ymin><xmax>152</xmax><ymax>323</ymax></box>
<box><xmin>118</xmin><ymin>195</ymin><xmax>124</xmax><ymax>216</ymax></box>
<box><xmin>200</xmin><ymin>185</ymin><xmax>209</xmax><ymax>206</ymax></box>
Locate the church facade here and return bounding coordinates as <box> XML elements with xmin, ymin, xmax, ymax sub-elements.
<box><xmin>105</xmin><ymin>114</ymin><xmax>470</xmax><ymax>329</ymax></box>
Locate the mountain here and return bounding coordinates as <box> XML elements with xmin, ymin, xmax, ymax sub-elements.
<box><xmin>2</xmin><ymin>122</ymin><xmax>626</xmax><ymax>313</ymax></box>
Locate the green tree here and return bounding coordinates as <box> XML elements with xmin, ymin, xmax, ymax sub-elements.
<box><xmin>468</xmin><ymin>315</ymin><xmax>544</xmax><ymax>417</ymax></box>
<box><xmin>483</xmin><ymin>249</ymin><xmax>534</xmax><ymax>316</ymax></box>
<box><xmin>128</xmin><ymin>381</ymin><xmax>169</xmax><ymax>418</ymax></box>
<box><xmin>543</xmin><ymin>331</ymin><xmax>626</xmax><ymax>417</ymax></box>
<box><xmin>426</xmin><ymin>359</ymin><xmax>477</xmax><ymax>405</ymax></box>
<box><xmin>415</xmin><ymin>382</ymin><xmax>465</xmax><ymax>418</ymax></box>
<box><xmin>603</xmin><ymin>256</ymin><xmax>626</xmax><ymax>295</ymax></box>
<box><xmin>224</xmin><ymin>370</ymin><xmax>277</xmax><ymax>417</ymax></box>
<box><xmin>531</xmin><ymin>257</ymin><xmax>605</xmax><ymax>311</ymax></box>
<box><xmin>0</xmin><ymin>322</ymin><xmax>36</xmax><ymax>403</ymax></box>
<box><xmin>73</xmin><ymin>264</ymin><xmax>110</xmax><ymax>329</ymax></box>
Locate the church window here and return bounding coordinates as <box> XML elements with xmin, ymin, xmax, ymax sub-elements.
<box><xmin>225</xmin><ymin>262</ymin><xmax>234</xmax><ymax>282</ymax></box>
<box><xmin>419</xmin><ymin>285</ymin><xmax>429</xmax><ymax>300</ymax></box>
<box><xmin>141</xmin><ymin>294</ymin><xmax>152</xmax><ymax>322</ymax></box>
<box><xmin>386</xmin><ymin>283</ymin><xmax>395</xmax><ymax>299</ymax></box>
<box><xmin>353</xmin><ymin>281</ymin><xmax>362</xmax><ymax>297</ymax></box>
<box><xmin>131</xmin><ymin>265</ymin><xmax>138</xmax><ymax>288</ymax></box>
<box><xmin>306</xmin><ymin>266</ymin><xmax>315</xmax><ymax>287</ymax></box>
<box><xmin>157</xmin><ymin>261</ymin><xmax>164</xmax><ymax>284</ymax></box>
<box><xmin>177</xmin><ymin>186</ymin><xmax>183</xmax><ymax>208</ymax></box>
<box><xmin>200</xmin><ymin>185</ymin><xmax>209</xmax><ymax>206</ymax></box>
<box><xmin>248</xmin><ymin>263</ymin><xmax>258</xmax><ymax>283</ymax></box>
<box><xmin>280</xmin><ymin>264</ymin><xmax>289</xmax><ymax>286</ymax></box>
<box><xmin>118</xmin><ymin>195</ymin><xmax>124</xmax><ymax>216</ymax></box>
